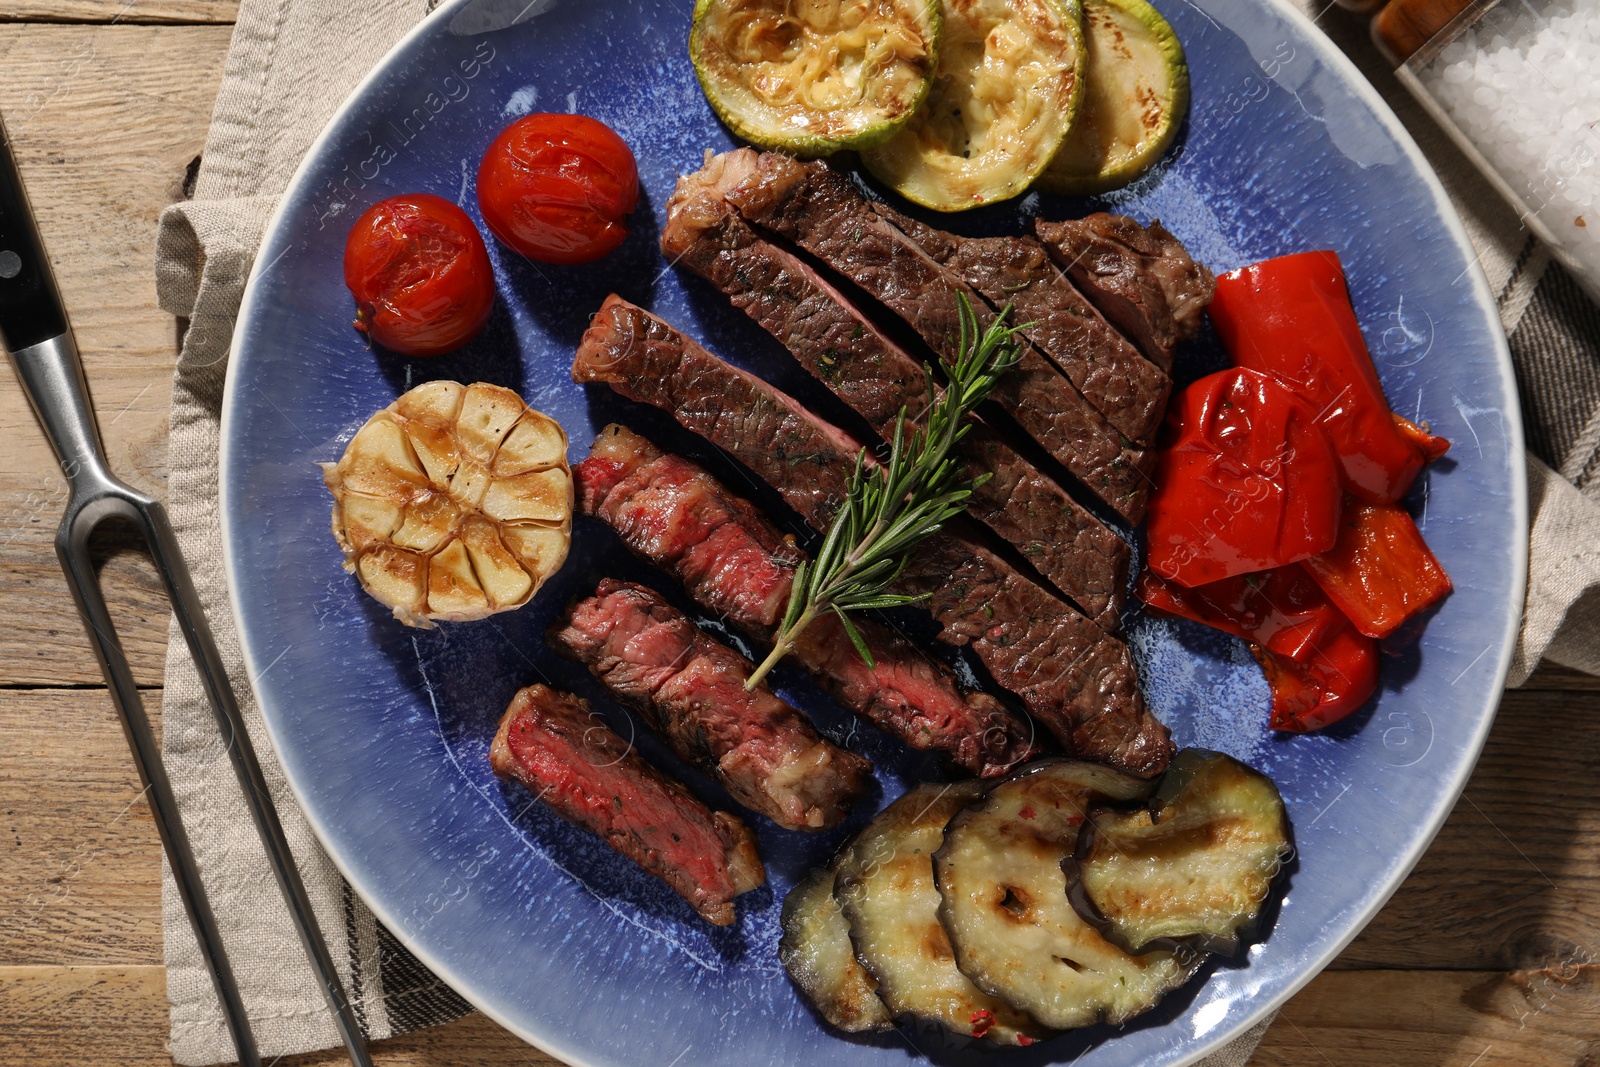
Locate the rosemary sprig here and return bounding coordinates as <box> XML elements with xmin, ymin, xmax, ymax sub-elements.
<box><xmin>744</xmin><ymin>294</ymin><xmax>1026</xmax><ymax>690</ymax></box>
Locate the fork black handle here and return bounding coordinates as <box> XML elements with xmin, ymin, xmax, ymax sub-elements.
<box><xmin>0</xmin><ymin>113</ymin><xmax>373</xmax><ymax>1067</ymax></box>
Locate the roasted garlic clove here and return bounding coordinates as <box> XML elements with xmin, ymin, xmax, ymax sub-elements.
<box><xmin>323</xmin><ymin>381</ymin><xmax>572</xmax><ymax>627</ymax></box>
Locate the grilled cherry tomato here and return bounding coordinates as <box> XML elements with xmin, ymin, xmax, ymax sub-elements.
<box><xmin>343</xmin><ymin>193</ymin><xmax>495</xmax><ymax>357</ymax></box>
<box><xmin>1209</xmin><ymin>251</ymin><xmax>1447</xmax><ymax>503</ymax></box>
<box><xmin>476</xmin><ymin>113</ymin><xmax>639</xmax><ymax>265</ymax></box>
<box><xmin>1145</xmin><ymin>368</ymin><xmax>1342</xmax><ymax>587</ymax></box>
<box><xmin>1300</xmin><ymin>498</ymin><xmax>1453</xmax><ymax>639</ymax></box>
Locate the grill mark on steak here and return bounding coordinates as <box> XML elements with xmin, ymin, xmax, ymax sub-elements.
<box><xmin>661</xmin><ymin>174</ymin><xmax>1127</xmax><ymax>624</ymax></box>
<box><xmin>1034</xmin><ymin>215</ymin><xmax>1217</xmax><ymax>372</ymax></box>
<box><xmin>703</xmin><ymin>149</ymin><xmax>1156</xmax><ymax>523</ymax></box>
<box><xmin>579</xmin><ymin>423</ymin><xmax>1041</xmax><ymax>777</ymax></box>
<box><xmin>868</xmin><ymin>203</ymin><xmax>1171</xmax><ymax>446</ymax></box>
<box><xmin>551</xmin><ymin>578</ymin><xmax>872</xmax><ymax>830</ymax></box>
<box><xmin>572</xmin><ymin>302</ymin><xmax>1172</xmax><ymax>776</ymax></box>
<box><xmin>490</xmin><ymin>684</ymin><xmax>765</xmax><ymax>926</ymax></box>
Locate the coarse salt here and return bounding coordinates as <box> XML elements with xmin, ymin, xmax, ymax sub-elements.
<box><xmin>1413</xmin><ymin>0</ymin><xmax>1600</xmax><ymax>293</ymax></box>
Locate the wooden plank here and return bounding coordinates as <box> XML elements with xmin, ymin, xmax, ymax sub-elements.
<box><xmin>1254</xmin><ymin>967</ymin><xmax>1600</xmax><ymax>1065</ymax></box>
<box><xmin>0</xmin><ymin>24</ymin><xmax>230</xmax><ymax>685</ymax></box>
<box><xmin>0</xmin><ymin>689</ymin><xmax>163</xmax><ymax>966</ymax></box>
<box><xmin>0</xmin><ymin>966</ymin><xmax>568</xmax><ymax>1067</ymax></box>
<box><xmin>0</xmin><ymin>1</ymin><xmax>237</xmax><ymax>23</ymax></box>
<box><xmin>1337</xmin><ymin>688</ymin><xmax>1600</xmax><ymax>971</ymax></box>
<box><xmin>1521</xmin><ymin>661</ymin><xmax>1600</xmax><ymax>691</ymax></box>
<box><xmin>5</xmin><ymin>964</ymin><xmax>1599</xmax><ymax>1067</ymax></box>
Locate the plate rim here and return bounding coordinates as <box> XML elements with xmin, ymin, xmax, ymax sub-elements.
<box><xmin>217</xmin><ymin>0</ymin><xmax>1530</xmax><ymax>1063</ymax></box>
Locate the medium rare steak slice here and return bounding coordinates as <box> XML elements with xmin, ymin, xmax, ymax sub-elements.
<box><xmin>579</xmin><ymin>424</ymin><xmax>1040</xmax><ymax>776</ymax></box>
<box><xmin>551</xmin><ymin>579</ymin><xmax>871</xmax><ymax>830</ymax></box>
<box><xmin>573</xmin><ymin>304</ymin><xmax>1171</xmax><ymax>776</ymax></box>
<box><xmin>1034</xmin><ymin>215</ymin><xmax>1217</xmax><ymax>372</ymax></box>
<box><xmin>490</xmin><ymin>684</ymin><xmax>765</xmax><ymax>926</ymax></box>
<box><xmin>703</xmin><ymin>149</ymin><xmax>1155</xmax><ymax>523</ymax></box>
<box><xmin>661</xmin><ymin>175</ymin><xmax>1127</xmax><ymax>623</ymax></box>
<box><xmin>870</xmin><ymin>204</ymin><xmax>1171</xmax><ymax>446</ymax></box>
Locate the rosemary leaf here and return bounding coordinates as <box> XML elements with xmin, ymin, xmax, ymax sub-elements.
<box><xmin>745</xmin><ymin>294</ymin><xmax>1025</xmax><ymax>689</ymax></box>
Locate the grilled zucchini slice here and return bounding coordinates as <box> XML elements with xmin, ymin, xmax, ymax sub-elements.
<box><xmin>780</xmin><ymin>864</ymin><xmax>894</xmax><ymax>1033</ymax></box>
<box><xmin>836</xmin><ymin>782</ymin><xmax>1050</xmax><ymax>1045</ymax></box>
<box><xmin>861</xmin><ymin>0</ymin><xmax>1085</xmax><ymax>211</ymax></box>
<box><xmin>690</xmin><ymin>0</ymin><xmax>941</xmax><ymax>156</ymax></box>
<box><xmin>1075</xmin><ymin>750</ymin><xmax>1292</xmax><ymax>955</ymax></box>
<box><xmin>1037</xmin><ymin>0</ymin><xmax>1188</xmax><ymax>195</ymax></box>
<box><xmin>933</xmin><ymin>760</ymin><xmax>1201</xmax><ymax>1030</ymax></box>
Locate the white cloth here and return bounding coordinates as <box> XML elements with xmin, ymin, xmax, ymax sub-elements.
<box><xmin>151</xmin><ymin>0</ymin><xmax>1600</xmax><ymax>1063</ymax></box>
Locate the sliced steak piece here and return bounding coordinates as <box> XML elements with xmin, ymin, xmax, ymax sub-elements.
<box><xmin>869</xmin><ymin>204</ymin><xmax>1171</xmax><ymax>446</ymax></box>
<box><xmin>701</xmin><ymin>149</ymin><xmax>1155</xmax><ymax>523</ymax></box>
<box><xmin>661</xmin><ymin>175</ymin><xmax>1128</xmax><ymax>622</ymax></box>
<box><xmin>574</xmin><ymin>293</ymin><xmax>863</xmax><ymax>528</ymax></box>
<box><xmin>551</xmin><ymin>579</ymin><xmax>872</xmax><ymax>831</ymax></box>
<box><xmin>1034</xmin><ymin>214</ymin><xmax>1217</xmax><ymax>372</ymax></box>
<box><xmin>579</xmin><ymin>424</ymin><xmax>1040</xmax><ymax>776</ymax></box>
<box><xmin>573</xmin><ymin>304</ymin><xmax>1171</xmax><ymax>776</ymax></box>
<box><xmin>490</xmin><ymin>684</ymin><xmax>765</xmax><ymax>925</ymax></box>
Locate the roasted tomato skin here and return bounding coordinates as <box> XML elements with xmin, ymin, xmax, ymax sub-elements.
<box><xmin>343</xmin><ymin>193</ymin><xmax>495</xmax><ymax>357</ymax></box>
<box><xmin>476</xmin><ymin>113</ymin><xmax>639</xmax><ymax>265</ymax></box>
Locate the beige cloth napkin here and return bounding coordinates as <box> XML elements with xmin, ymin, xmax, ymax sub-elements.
<box><xmin>150</xmin><ymin>0</ymin><xmax>1600</xmax><ymax>1064</ymax></box>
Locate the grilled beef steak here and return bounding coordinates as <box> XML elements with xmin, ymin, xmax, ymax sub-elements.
<box><xmin>1034</xmin><ymin>215</ymin><xmax>1217</xmax><ymax>372</ymax></box>
<box><xmin>870</xmin><ymin>205</ymin><xmax>1171</xmax><ymax>446</ymax></box>
<box><xmin>579</xmin><ymin>424</ymin><xmax>1041</xmax><ymax>776</ymax></box>
<box><xmin>490</xmin><ymin>684</ymin><xmax>765</xmax><ymax>925</ymax></box>
<box><xmin>699</xmin><ymin>149</ymin><xmax>1156</xmax><ymax>523</ymax></box>
<box><xmin>573</xmin><ymin>303</ymin><xmax>1172</xmax><ymax>776</ymax></box>
<box><xmin>551</xmin><ymin>579</ymin><xmax>872</xmax><ymax>829</ymax></box>
<box><xmin>661</xmin><ymin>171</ymin><xmax>1128</xmax><ymax>623</ymax></box>
<box><xmin>573</xmin><ymin>295</ymin><xmax>1122</xmax><ymax>628</ymax></box>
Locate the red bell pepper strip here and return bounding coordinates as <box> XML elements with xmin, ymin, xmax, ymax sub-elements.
<box><xmin>1139</xmin><ymin>565</ymin><xmax>1379</xmax><ymax>732</ymax></box>
<box><xmin>1256</xmin><ymin>624</ymin><xmax>1379</xmax><ymax>732</ymax></box>
<box><xmin>1300</xmin><ymin>499</ymin><xmax>1453</xmax><ymax>639</ymax></box>
<box><xmin>1394</xmin><ymin>414</ymin><xmax>1451</xmax><ymax>464</ymax></box>
<box><xmin>1145</xmin><ymin>368</ymin><xmax>1342</xmax><ymax>587</ymax></box>
<box><xmin>1136</xmin><ymin>565</ymin><xmax>1346</xmax><ymax>662</ymax></box>
<box><xmin>1209</xmin><ymin>251</ymin><xmax>1433</xmax><ymax>504</ymax></box>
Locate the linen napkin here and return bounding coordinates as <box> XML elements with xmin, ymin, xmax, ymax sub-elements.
<box><xmin>150</xmin><ymin>0</ymin><xmax>1600</xmax><ymax>1064</ymax></box>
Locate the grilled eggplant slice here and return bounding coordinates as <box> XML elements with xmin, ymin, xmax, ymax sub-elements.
<box><xmin>934</xmin><ymin>760</ymin><xmax>1200</xmax><ymax>1030</ymax></box>
<box><xmin>836</xmin><ymin>782</ymin><xmax>1050</xmax><ymax>1045</ymax></box>
<box><xmin>1037</xmin><ymin>0</ymin><xmax>1188</xmax><ymax>195</ymax></box>
<box><xmin>1075</xmin><ymin>749</ymin><xmax>1292</xmax><ymax>955</ymax></box>
<box><xmin>861</xmin><ymin>0</ymin><xmax>1085</xmax><ymax>210</ymax></box>
<box><xmin>780</xmin><ymin>864</ymin><xmax>894</xmax><ymax>1033</ymax></box>
<box><xmin>690</xmin><ymin>0</ymin><xmax>941</xmax><ymax>156</ymax></box>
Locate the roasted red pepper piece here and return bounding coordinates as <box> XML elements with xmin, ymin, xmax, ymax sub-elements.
<box><xmin>1257</xmin><ymin>623</ymin><xmax>1379</xmax><ymax>732</ymax></box>
<box><xmin>1394</xmin><ymin>414</ymin><xmax>1451</xmax><ymax>464</ymax></box>
<box><xmin>1300</xmin><ymin>499</ymin><xmax>1453</xmax><ymax>639</ymax></box>
<box><xmin>1137</xmin><ymin>565</ymin><xmax>1345</xmax><ymax>661</ymax></box>
<box><xmin>1139</xmin><ymin>564</ymin><xmax>1379</xmax><ymax>731</ymax></box>
<box><xmin>1145</xmin><ymin>368</ymin><xmax>1342</xmax><ymax>587</ymax></box>
<box><xmin>1209</xmin><ymin>251</ymin><xmax>1431</xmax><ymax>504</ymax></box>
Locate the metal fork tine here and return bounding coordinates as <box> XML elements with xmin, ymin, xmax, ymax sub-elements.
<box><xmin>55</xmin><ymin>496</ymin><xmax>264</xmax><ymax>1067</ymax></box>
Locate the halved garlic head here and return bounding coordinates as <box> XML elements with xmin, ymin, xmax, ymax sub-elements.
<box><xmin>323</xmin><ymin>381</ymin><xmax>572</xmax><ymax>627</ymax></box>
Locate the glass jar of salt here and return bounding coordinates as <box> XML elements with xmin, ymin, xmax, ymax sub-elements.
<box><xmin>1379</xmin><ymin>0</ymin><xmax>1600</xmax><ymax>302</ymax></box>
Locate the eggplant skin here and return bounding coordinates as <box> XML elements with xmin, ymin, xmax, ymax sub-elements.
<box><xmin>779</xmin><ymin>864</ymin><xmax>893</xmax><ymax>1034</ymax></box>
<box><xmin>933</xmin><ymin>759</ymin><xmax>1201</xmax><ymax>1031</ymax></box>
<box><xmin>835</xmin><ymin>782</ymin><xmax>1051</xmax><ymax>1046</ymax></box>
<box><xmin>1075</xmin><ymin>749</ymin><xmax>1293</xmax><ymax>956</ymax></box>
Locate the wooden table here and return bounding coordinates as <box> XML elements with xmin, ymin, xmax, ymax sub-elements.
<box><xmin>2</xmin><ymin>3</ymin><xmax>1597</xmax><ymax>1065</ymax></box>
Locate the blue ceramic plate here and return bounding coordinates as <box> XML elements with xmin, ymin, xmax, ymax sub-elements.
<box><xmin>221</xmin><ymin>0</ymin><xmax>1526</xmax><ymax>1063</ymax></box>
